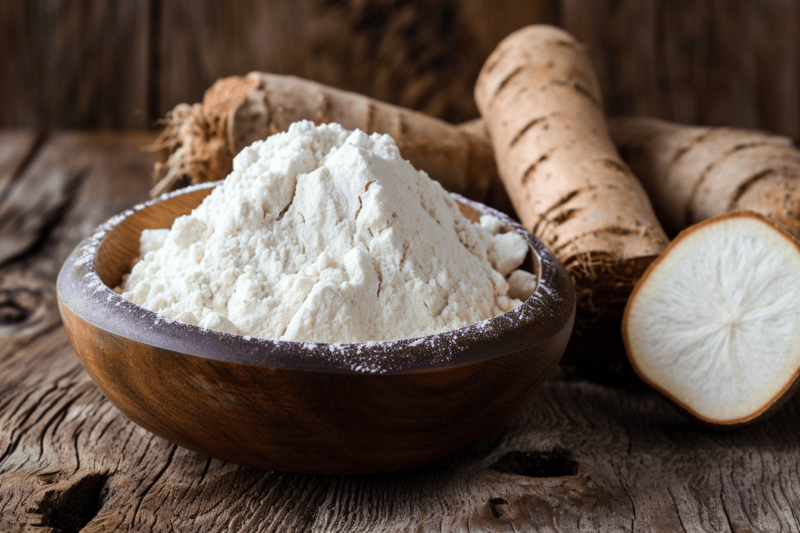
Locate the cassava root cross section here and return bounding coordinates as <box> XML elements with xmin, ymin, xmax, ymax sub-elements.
<box><xmin>151</xmin><ymin>72</ymin><xmax>504</xmax><ymax>208</ymax></box>
<box><xmin>623</xmin><ymin>211</ymin><xmax>800</xmax><ymax>428</ymax></box>
<box><xmin>474</xmin><ymin>25</ymin><xmax>668</xmax><ymax>319</ymax></box>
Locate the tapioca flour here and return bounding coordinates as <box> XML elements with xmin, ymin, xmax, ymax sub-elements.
<box><xmin>119</xmin><ymin>121</ymin><xmax>537</xmax><ymax>342</ymax></box>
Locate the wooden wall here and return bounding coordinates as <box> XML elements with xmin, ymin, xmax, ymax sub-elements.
<box><xmin>3</xmin><ymin>0</ymin><xmax>799</xmax><ymax>138</ymax></box>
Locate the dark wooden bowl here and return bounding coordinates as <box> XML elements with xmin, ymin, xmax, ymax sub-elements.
<box><xmin>57</xmin><ymin>182</ymin><xmax>575</xmax><ymax>475</ymax></box>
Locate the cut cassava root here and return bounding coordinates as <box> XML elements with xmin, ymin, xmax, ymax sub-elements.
<box><xmin>623</xmin><ymin>211</ymin><xmax>800</xmax><ymax>427</ymax></box>
<box><xmin>474</xmin><ymin>25</ymin><xmax>669</xmax><ymax>325</ymax></box>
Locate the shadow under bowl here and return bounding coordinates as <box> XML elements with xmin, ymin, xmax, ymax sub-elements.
<box><xmin>57</xmin><ymin>182</ymin><xmax>575</xmax><ymax>475</ymax></box>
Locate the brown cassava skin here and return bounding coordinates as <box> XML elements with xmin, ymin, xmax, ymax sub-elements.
<box><xmin>152</xmin><ymin>72</ymin><xmax>500</xmax><ymax>204</ymax></box>
<box><xmin>609</xmin><ymin>116</ymin><xmax>800</xmax><ymax>238</ymax></box>
<box><xmin>464</xmin><ymin>115</ymin><xmax>800</xmax><ymax>241</ymax></box>
<box><xmin>474</xmin><ymin>25</ymin><xmax>668</xmax><ymax>320</ymax></box>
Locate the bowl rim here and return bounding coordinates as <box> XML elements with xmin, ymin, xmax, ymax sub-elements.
<box><xmin>57</xmin><ymin>182</ymin><xmax>575</xmax><ymax>375</ymax></box>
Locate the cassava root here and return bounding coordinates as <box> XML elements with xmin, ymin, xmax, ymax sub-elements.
<box><xmin>474</xmin><ymin>25</ymin><xmax>669</xmax><ymax>321</ymax></box>
<box><xmin>151</xmin><ymin>72</ymin><xmax>505</xmax><ymax>207</ymax></box>
<box><xmin>463</xmin><ymin>116</ymin><xmax>800</xmax><ymax>241</ymax></box>
<box><xmin>609</xmin><ymin>116</ymin><xmax>800</xmax><ymax>238</ymax></box>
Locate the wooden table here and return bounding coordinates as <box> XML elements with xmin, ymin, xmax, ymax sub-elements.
<box><xmin>1</xmin><ymin>130</ymin><xmax>799</xmax><ymax>532</ymax></box>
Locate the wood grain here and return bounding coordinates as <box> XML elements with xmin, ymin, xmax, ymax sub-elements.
<box><xmin>0</xmin><ymin>1</ymin><xmax>151</xmax><ymax>129</ymax></box>
<box><xmin>4</xmin><ymin>1</ymin><xmax>800</xmax><ymax>136</ymax></box>
<box><xmin>3</xmin><ymin>132</ymin><xmax>800</xmax><ymax>530</ymax></box>
<box><xmin>0</xmin><ymin>131</ymin><xmax>41</xmax><ymax>195</ymax></box>
<box><xmin>157</xmin><ymin>0</ymin><xmax>552</xmax><ymax>125</ymax></box>
<box><xmin>560</xmin><ymin>0</ymin><xmax>800</xmax><ymax>138</ymax></box>
<box><xmin>0</xmin><ymin>0</ymin><xmax>547</xmax><ymax>128</ymax></box>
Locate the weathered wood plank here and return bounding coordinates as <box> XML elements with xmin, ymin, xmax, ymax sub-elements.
<box><xmin>5</xmin><ymin>0</ymin><xmax>800</xmax><ymax>136</ymax></box>
<box><xmin>157</xmin><ymin>0</ymin><xmax>552</xmax><ymax>125</ymax></box>
<box><xmin>0</xmin><ymin>132</ymin><xmax>160</xmax><ymax>532</ymax></box>
<box><xmin>560</xmin><ymin>0</ymin><xmax>800</xmax><ymax>138</ymax></box>
<box><xmin>0</xmin><ymin>1</ymin><xmax>151</xmax><ymax>129</ymax></box>
<box><xmin>2</xmin><ymin>132</ymin><xmax>800</xmax><ymax>532</ymax></box>
<box><xmin>0</xmin><ymin>131</ymin><xmax>41</xmax><ymax>194</ymax></box>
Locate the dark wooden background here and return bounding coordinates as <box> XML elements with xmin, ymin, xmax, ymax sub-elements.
<box><xmin>3</xmin><ymin>0</ymin><xmax>800</xmax><ymax>137</ymax></box>
<box><xmin>5</xmin><ymin>3</ymin><xmax>800</xmax><ymax>530</ymax></box>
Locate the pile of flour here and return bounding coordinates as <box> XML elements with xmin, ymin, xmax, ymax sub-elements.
<box><xmin>119</xmin><ymin>121</ymin><xmax>537</xmax><ymax>342</ymax></box>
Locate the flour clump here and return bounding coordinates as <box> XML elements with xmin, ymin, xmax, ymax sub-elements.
<box><xmin>119</xmin><ymin>121</ymin><xmax>536</xmax><ymax>342</ymax></box>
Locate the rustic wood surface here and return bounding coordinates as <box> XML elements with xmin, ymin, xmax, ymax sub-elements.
<box><xmin>4</xmin><ymin>0</ymin><xmax>800</xmax><ymax>138</ymax></box>
<box><xmin>3</xmin><ymin>131</ymin><xmax>800</xmax><ymax>531</ymax></box>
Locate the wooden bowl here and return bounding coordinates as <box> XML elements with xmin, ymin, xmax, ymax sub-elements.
<box><xmin>57</xmin><ymin>182</ymin><xmax>575</xmax><ymax>475</ymax></box>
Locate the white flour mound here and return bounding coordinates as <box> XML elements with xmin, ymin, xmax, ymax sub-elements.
<box><xmin>120</xmin><ymin>121</ymin><xmax>536</xmax><ymax>342</ymax></box>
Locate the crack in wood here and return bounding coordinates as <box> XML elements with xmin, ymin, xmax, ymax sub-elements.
<box><xmin>0</xmin><ymin>166</ymin><xmax>90</xmax><ymax>268</ymax></box>
<box><xmin>130</xmin><ymin>444</ymin><xmax>177</xmax><ymax>529</ymax></box>
<box><xmin>487</xmin><ymin>497</ymin><xmax>509</xmax><ymax>519</ymax></box>
<box><xmin>0</xmin><ymin>132</ymin><xmax>47</xmax><ymax>206</ymax></box>
<box><xmin>489</xmin><ymin>448</ymin><xmax>578</xmax><ymax>478</ymax></box>
<box><xmin>33</xmin><ymin>472</ymin><xmax>110</xmax><ymax>533</ymax></box>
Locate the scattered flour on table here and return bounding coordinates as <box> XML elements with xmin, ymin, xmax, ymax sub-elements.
<box><xmin>118</xmin><ymin>121</ymin><xmax>537</xmax><ymax>342</ymax></box>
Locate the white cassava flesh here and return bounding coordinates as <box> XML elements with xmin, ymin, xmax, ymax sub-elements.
<box><xmin>623</xmin><ymin>212</ymin><xmax>800</xmax><ymax>426</ymax></box>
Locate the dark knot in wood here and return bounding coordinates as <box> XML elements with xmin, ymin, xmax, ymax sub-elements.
<box><xmin>0</xmin><ymin>288</ymin><xmax>41</xmax><ymax>325</ymax></box>
<box><xmin>487</xmin><ymin>497</ymin><xmax>510</xmax><ymax>518</ymax></box>
<box><xmin>489</xmin><ymin>448</ymin><xmax>579</xmax><ymax>478</ymax></box>
<box><xmin>32</xmin><ymin>473</ymin><xmax>110</xmax><ymax>533</ymax></box>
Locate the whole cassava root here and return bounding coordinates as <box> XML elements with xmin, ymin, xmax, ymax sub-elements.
<box><xmin>474</xmin><ymin>25</ymin><xmax>669</xmax><ymax>320</ymax></box>
<box><xmin>464</xmin><ymin>116</ymin><xmax>800</xmax><ymax>240</ymax></box>
<box><xmin>609</xmin><ymin>116</ymin><xmax>800</xmax><ymax>238</ymax></box>
<box><xmin>151</xmin><ymin>72</ymin><xmax>504</xmax><ymax>206</ymax></box>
